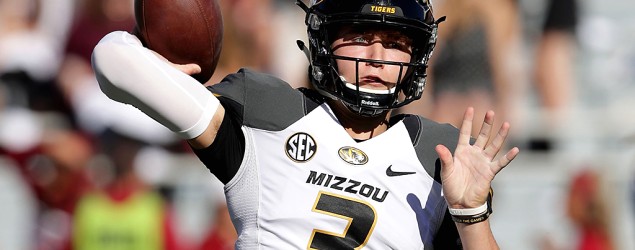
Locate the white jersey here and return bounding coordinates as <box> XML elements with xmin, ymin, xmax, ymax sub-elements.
<box><xmin>195</xmin><ymin>69</ymin><xmax>462</xmax><ymax>249</ymax></box>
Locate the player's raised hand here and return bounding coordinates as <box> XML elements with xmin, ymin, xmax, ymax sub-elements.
<box><xmin>435</xmin><ymin>107</ymin><xmax>519</xmax><ymax>209</ymax></box>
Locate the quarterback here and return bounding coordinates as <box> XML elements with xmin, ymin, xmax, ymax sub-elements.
<box><xmin>92</xmin><ymin>0</ymin><xmax>519</xmax><ymax>249</ymax></box>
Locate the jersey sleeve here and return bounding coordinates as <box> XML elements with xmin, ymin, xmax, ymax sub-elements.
<box><xmin>208</xmin><ymin>68</ymin><xmax>310</xmax><ymax>131</ymax></box>
<box><xmin>400</xmin><ymin>115</ymin><xmax>460</xmax><ymax>182</ymax></box>
<box><xmin>400</xmin><ymin>115</ymin><xmax>465</xmax><ymax>248</ymax></box>
<box><xmin>193</xmin><ymin>68</ymin><xmax>316</xmax><ymax>184</ymax></box>
<box><xmin>192</xmin><ymin>108</ymin><xmax>244</xmax><ymax>184</ymax></box>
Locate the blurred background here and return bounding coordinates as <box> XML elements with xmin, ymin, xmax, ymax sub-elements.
<box><xmin>0</xmin><ymin>0</ymin><xmax>633</xmax><ymax>249</ymax></box>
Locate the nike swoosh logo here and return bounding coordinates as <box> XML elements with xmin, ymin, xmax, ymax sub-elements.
<box><xmin>386</xmin><ymin>165</ymin><xmax>416</xmax><ymax>177</ymax></box>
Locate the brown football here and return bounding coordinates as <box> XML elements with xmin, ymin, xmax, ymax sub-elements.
<box><xmin>134</xmin><ymin>0</ymin><xmax>223</xmax><ymax>84</ymax></box>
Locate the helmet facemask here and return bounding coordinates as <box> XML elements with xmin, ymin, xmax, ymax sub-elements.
<box><xmin>297</xmin><ymin>0</ymin><xmax>440</xmax><ymax>117</ymax></box>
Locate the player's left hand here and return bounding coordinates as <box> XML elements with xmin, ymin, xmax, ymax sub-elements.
<box><xmin>435</xmin><ymin>107</ymin><xmax>519</xmax><ymax>209</ymax></box>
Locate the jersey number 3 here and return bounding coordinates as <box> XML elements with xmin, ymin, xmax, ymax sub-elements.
<box><xmin>308</xmin><ymin>191</ymin><xmax>377</xmax><ymax>249</ymax></box>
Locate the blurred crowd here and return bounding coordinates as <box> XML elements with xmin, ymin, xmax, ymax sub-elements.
<box><xmin>0</xmin><ymin>0</ymin><xmax>632</xmax><ymax>249</ymax></box>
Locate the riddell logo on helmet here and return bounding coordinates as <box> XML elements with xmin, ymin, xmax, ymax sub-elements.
<box><xmin>361</xmin><ymin>100</ymin><xmax>379</xmax><ymax>106</ymax></box>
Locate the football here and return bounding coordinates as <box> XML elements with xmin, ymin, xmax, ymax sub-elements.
<box><xmin>133</xmin><ymin>0</ymin><xmax>223</xmax><ymax>84</ymax></box>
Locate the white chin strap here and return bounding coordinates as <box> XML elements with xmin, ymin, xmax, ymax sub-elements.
<box><xmin>340</xmin><ymin>76</ymin><xmax>396</xmax><ymax>94</ymax></box>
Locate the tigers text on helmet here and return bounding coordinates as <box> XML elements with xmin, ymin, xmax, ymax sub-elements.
<box><xmin>296</xmin><ymin>0</ymin><xmax>443</xmax><ymax>117</ymax></box>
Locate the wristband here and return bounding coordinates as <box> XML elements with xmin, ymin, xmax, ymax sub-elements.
<box><xmin>451</xmin><ymin>211</ymin><xmax>491</xmax><ymax>224</ymax></box>
<box><xmin>448</xmin><ymin>202</ymin><xmax>488</xmax><ymax>216</ymax></box>
<box><xmin>449</xmin><ymin>188</ymin><xmax>494</xmax><ymax>224</ymax></box>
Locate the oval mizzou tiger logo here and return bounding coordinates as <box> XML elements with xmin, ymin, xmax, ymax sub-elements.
<box><xmin>338</xmin><ymin>146</ymin><xmax>369</xmax><ymax>165</ymax></box>
<box><xmin>286</xmin><ymin>132</ymin><xmax>317</xmax><ymax>162</ymax></box>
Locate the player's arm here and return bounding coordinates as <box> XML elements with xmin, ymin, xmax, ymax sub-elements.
<box><xmin>92</xmin><ymin>31</ymin><xmax>221</xmax><ymax>149</ymax></box>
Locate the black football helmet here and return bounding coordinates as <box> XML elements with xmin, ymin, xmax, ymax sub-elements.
<box><xmin>297</xmin><ymin>0</ymin><xmax>442</xmax><ymax>117</ymax></box>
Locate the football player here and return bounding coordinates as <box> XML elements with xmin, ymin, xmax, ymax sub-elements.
<box><xmin>92</xmin><ymin>0</ymin><xmax>519</xmax><ymax>248</ymax></box>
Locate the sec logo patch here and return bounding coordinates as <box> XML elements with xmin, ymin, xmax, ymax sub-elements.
<box><xmin>286</xmin><ymin>132</ymin><xmax>317</xmax><ymax>162</ymax></box>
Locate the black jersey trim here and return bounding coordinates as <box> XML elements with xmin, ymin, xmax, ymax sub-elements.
<box><xmin>192</xmin><ymin>102</ymin><xmax>245</xmax><ymax>185</ymax></box>
<box><xmin>432</xmin><ymin>210</ymin><xmax>463</xmax><ymax>249</ymax></box>
<box><xmin>217</xmin><ymin>96</ymin><xmax>244</xmax><ymax>124</ymax></box>
<box><xmin>299</xmin><ymin>87</ymin><xmax>327</xmax><ymax>114</ymax></box>
<box><xmin>391</xmin><ymin>114</ymin><xmax>421</xmax><ymax>144</ymax></box>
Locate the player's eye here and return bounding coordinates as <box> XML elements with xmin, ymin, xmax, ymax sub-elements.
<box><xmin>386</xmin><ymin>42</ymin><xmax>400</xmax><ymax>49</ymax></box>
<box><xmin>351</xmin><ymin>35</ymin><xmax>371</xmax><ymax>44</ymax></box>
<box><xmin>384</xmin><ymin>36</ymin><xmax>413</xmax><ymax>53</ymax></box>
<box><xmin>386</xmin><ymin>41</ymin><xmax>411</xmax><ymax>52</ymax></box>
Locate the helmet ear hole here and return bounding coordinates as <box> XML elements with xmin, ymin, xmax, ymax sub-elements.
<box><xmin>312</xmin><ymin>67</ymin><xmax>324</xmax><ymax>82</ymax></box>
